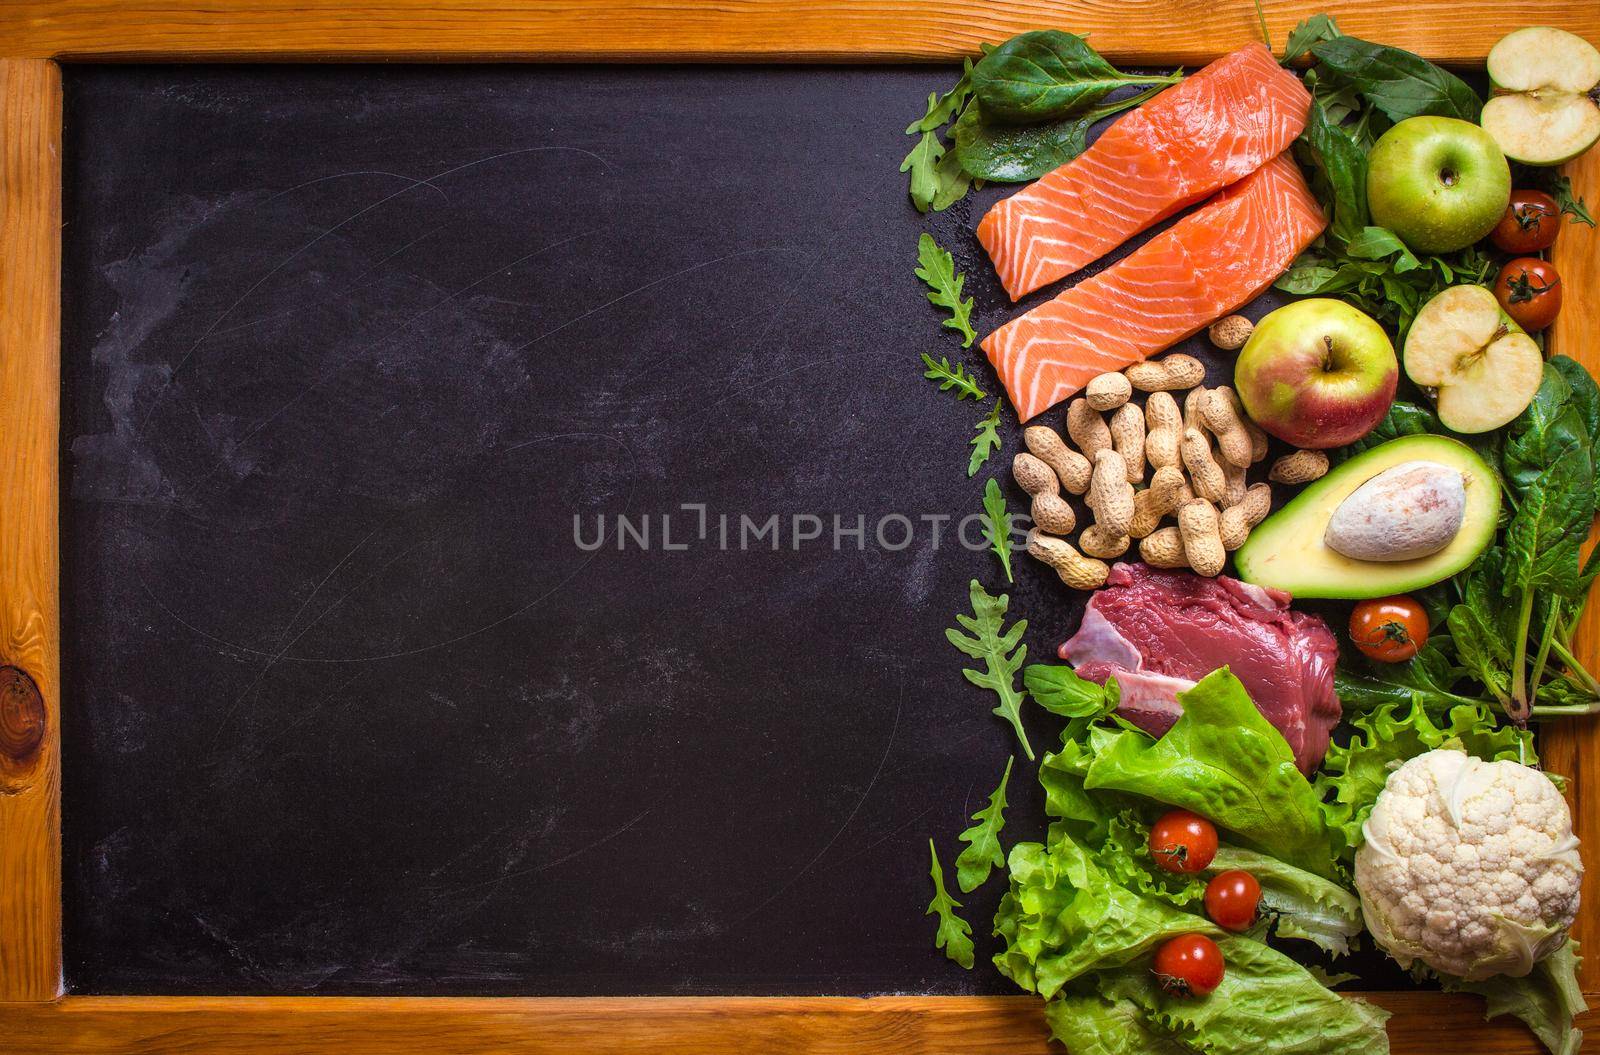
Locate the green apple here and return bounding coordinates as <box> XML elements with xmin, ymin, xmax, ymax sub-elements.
<box><xmin>1482</xmin><ymin>26</ymin><xmax>1600</xmax><ymax>166</ymax></box>
<box><xmin>1403</xmin><ymin>285</ymin><xmax>1543</xmax><ymax>434</ymax></box>
<box><xmin>1234</xmin><ymin>299</ymin><xmax>1398</xmax><ymax>450</ymax></box>
<box><xmin>1367</xmin><ymin>116</ymin><xmax>1511</xmax><ymax>253</ymax></box>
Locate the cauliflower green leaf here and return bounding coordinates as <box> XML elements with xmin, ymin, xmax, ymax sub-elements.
<box><xmin>1442</xmin><ymin>940</ymin><xmax>1587</xmax><ymax>1055</ymax></box>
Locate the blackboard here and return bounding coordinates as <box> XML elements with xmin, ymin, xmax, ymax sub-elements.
<box><xmin>59</xmin><ymin>64</ymin><xmax>1321</xmax><ymax>997</ymax></box>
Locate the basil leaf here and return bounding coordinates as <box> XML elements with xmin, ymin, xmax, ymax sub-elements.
<box><xmin>972</xmin><ymin>30</ymin><xmax>1173</xmax><ymax>123</ymax></box>
<box><xmin>1023</xmin><ymin>663</ymin><xmax>1114</xmax><ymax>718</ymax></box>
<box><xmin>1310</xmin><ymin>37</ymin><xmax>1482</xmax><ymax>122</ymax></box>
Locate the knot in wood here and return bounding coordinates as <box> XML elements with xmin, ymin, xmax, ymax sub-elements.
<box><xmin>0</xmin><ymin>665</ymin><xmax>46</xmax><ymax>769</ymax></box>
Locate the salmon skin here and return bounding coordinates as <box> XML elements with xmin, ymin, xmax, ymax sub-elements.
<box><xmin>976</xmin><ymin>44</ymin><xmax>1312</xmax><ymax>302</ymax></box>
<box><xmin>982</xmin><ymin>153</ymin><xmax>1327</xmax><ymax>423</ymax></box>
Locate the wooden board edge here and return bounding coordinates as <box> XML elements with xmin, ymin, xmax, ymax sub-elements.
<box><xmin>0</xmin><ymin>0</ymin><xmax>1595</xmax><ymax>63</ymax></box>
<box><xmin>1543</xmin><ymin>144</ymin><xmax>1600</xmax><ymax>993</ymax></box>
<box><xmin>0</xmin><ymin>992</ymin><xmax>1592</xmax><ymax>1054</ymax></box>
<box><xmin>0</xmin><ymin>57</ymin><xmax>63</xmax><ymax>1003</ymax></box>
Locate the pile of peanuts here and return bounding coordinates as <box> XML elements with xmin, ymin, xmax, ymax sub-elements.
<box><xmin>1012</xmin><ymin>349</ymin><xmax>1331</xmax><ymax>591</ymax></box>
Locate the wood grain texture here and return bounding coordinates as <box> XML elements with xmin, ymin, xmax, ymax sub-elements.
<box><xmin>1545</xmin><ymin>145</ymin><xmax>1600</xmax><ymax>994</ymax></box>
<box><xmin>0</xmin><ymin>0</ymin><xmax>1595</xmax><ymax>63</ymax></box>
<box><xmin>0</xmin><ymin>57</ymin><xmax>61</xmax><ymax>1004</ymax></box>
<box><xmin>0</xmin><ymin>993</ymin><xmax>1594</xmax><ymax>1054</ymax></box>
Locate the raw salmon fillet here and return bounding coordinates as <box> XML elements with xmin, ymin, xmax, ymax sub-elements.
<box><xmin>977</xmin><ymin>44</ymin><xmax>1312</xmax><ymax>301</ymax></box>
<box><xmin>983</xmin><ymin>153</ymin><xmax>1327</xmax><ymax>422</ymax></box>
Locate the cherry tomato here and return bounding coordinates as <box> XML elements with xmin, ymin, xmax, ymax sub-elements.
<box><xmin>1204</xmin><ymin>870</ymin><xmax>1263</xmax><ymax>932</ymax></box>
<box><xmin>1153</xmin><ymin>933</ymin><xmax>1225</xmax><ymax>997</ymax></box>
<box><xmin>1491</xmin><ymin>190</ymin><xmax>1561</xmax><ymax>253</ymax></box>
<box><xmin>1349</xmin><ymin>595</ymin><xmax>1429</xmax><ymax>663</ymax></box>
<box><xmin>1494</xmin><ymin>257</ymin><xmax>1563</xmax><ymax>332</ymax></box>
<box><xmin>1148</xmin><ymin>809</ymin><xmax>1218</xmax><ymax>874</ymax></box>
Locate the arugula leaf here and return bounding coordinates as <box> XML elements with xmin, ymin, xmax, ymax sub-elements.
<box><xmin>982</xmin><ymin>477</ymin><xmax>1015</xmax><ymax>583</ymax></box>
<box><xmin>900</xmin><ymin>131</ymin><xmax>945</xmax><ymax>213</ymax></box>
<box><xmin>920</xmin><ymin>352</ymin><xmax>986</xmax><ymax>401</ymax></box>
<box><xmin>906</xmin><ymin>58</ymin><xmax>974</xmax><ymax>134</ymax></box>
<box><xmin>955</xmin><ymin>755</ymin><xmax>1013</xmax><ymax>892</ymax></box>
<box><xmin>1024</xmin><ymin>663</ymin><xmax>1116</xmax><ymax>718</ymax></box>
<box><xmin>914</xmin><ymin>233</ymin><xmax>977</xmax><ymax>346</ymax></box>
<box><xmin>1207</xmin><ymin>846</ymin><xmax>1363</xmax><ymax>957</ymax></box>
<box><xmin>971</xmin><ymin>30</ymin><xmax>1178</xmax><ymax>123</ymax></box>
<box><xmin>1442</xmin><ymin>940</ymin><xmax>1587</xmax><ymax>1055</ymax></box>
<box><xmin>927</xmin><ymin>839</ymin><xmax>974</xmax><ymax>969</ymax></box>
<box><xmin>1533</xmin><ymin>171</ymin><xmax>1597</xmax><ymax>228</ymax></box>
<box><xmin>968</xmin><ymin>398</ymin><xmax>1003</xmax><ymax>477</ymax></box>
<box><xmin>1083</xmin><ymin>669</ymin><xmax>1340</xmax><ymax>879</ymax></box>
<box><xmin>1282</xmin><ymin>13</ymin><xmax>1341</xmax><ymax>63</ymax></box>
<box><xmin>930</xmin><ymin>146</ymin><xmax>973</xmax><ymax>212</ymax></box>
<box><xmin>953</xmin><ymin>80</ymin><xmax>1173</xmax><ymax>183</ymax></box>
<box><xmin>946</xmin><ymin>579</ymin><xmax>1033</xmax><ymax>760</ymax></box>
<box><xmin>1311</xmin><ymin>37</ymin><xmax>1482</xmax><ymax>122</ymax></box>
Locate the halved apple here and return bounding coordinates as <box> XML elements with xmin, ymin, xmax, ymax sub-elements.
<box><xmin>1482</xmin><ymin>26</ymin><xmax>1600</xmax><ymax>166</ymax></box>
<box><xmin>1403</xmin><ymin>285</ymin><xmax>1544</xmax><ymax>434</ymax></box>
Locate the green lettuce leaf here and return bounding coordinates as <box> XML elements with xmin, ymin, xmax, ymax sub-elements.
<box><xmin>993</xmin><ymin>830</ymin><xmax>1218</xmax><ymax>999</ymax></box>
<box><xmin>955</xmin><ymin>755</ymin><xmax>1013</xmax><ymax>893</ymax></box>
<box><xmin>1081</xmin><ymin>669</ymin><xmax>1340</xmax><ymax>879</ymax></box>
<box><xmin>1100</xmin><ymin>937</ymin><xmax>1392</xmax><ymax>1055</ymax></box>
<box><xmin>1045</xmin><ymin>991</ymin><xmax>1191</xmax><ymax>1055</ymax></box>
<box><xmin>1207</xmin><ymin>846</ymin><xmax>1362</xmax><ymax>958</ymax></box>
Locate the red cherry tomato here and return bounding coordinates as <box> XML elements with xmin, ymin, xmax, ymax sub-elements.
<box><xmin>1491</xmin><ymin>190</ymin><xmax>1561</xmax><ymax>253</ymax></box>
<box><xmin>1153</xmin><ymin>933</ymin><xmax>1225</xmax><ymax>997</ymax></box>
<box><xmin>1494</xmin><ymin>257</ymin><xmax>1563</xmax><ymax>332</ymax></box>
<box><xmin>1349</xmin><ymin>595</ymin><xmax>1430</xmax><ymax>664</ymax></box>
<box><xmin>1204</xmin><ymin>870</ymin><xmax>1263</xmax><ymax>932</ymax></box>
<box><xmin>1148</xmin><ymin>810</ymin><xmax>1218</xmax><ymax>874</ymax></box>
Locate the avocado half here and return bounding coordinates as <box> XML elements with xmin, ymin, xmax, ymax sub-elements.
<box><xmin>1234</xmin><ymin>435</ymin><xmax>1499</xmax><ymax>600</ymax></box>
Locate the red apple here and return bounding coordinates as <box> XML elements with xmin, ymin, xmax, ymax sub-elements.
<box><xmin>1233</xmin><ymin>299</ymin><xmax>1397</xmax><ymax>450</ymax></box>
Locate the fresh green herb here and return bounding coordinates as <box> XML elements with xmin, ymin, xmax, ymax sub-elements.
<box><xmin>981</xmin><ymin>478</ymin><xmax>1015</xmax><ymax>582</ymax></box>
<box><xmin>1083</xmin><ymin>669</ymin><xmax>1341</xmax><ymax>879</ymax></box>
<box><xmin>946</xmin><ymin>579</ymin><xmax>1033</xmax><ymax>760</ymax></box>
<box><xmin>1531</xmin><ymin>170</ymin><xmax>1597</xmax><ymax>228</ymax></box>
<box><xmin>1281</xmin><ymin>13</ymin><xmax>1341</xmax><ymax>63</ymax></box>
<box><xmin>953</xmin><ymin>80</ymin><xmax>1174</xmax><ymax>183</ymax></box>
<box><xmin>900</xmin><ymin>131</ymin><xmax>945</xmax><ymax>214</ymax></box>
<box><xmin>955</xmin><ymin>755</ymin><xmax>1014</xmax><ymax>893</ymax></box>
<box><xmin>1310</xmin><ymin>36</ymin><xmax>1482</xmax><ymax>123</ymax></box>
<box><xmin>967</xmin><ymin>398</ymin><xmax>1003</xmax><ymax>477</ymax></box>
<box><xmin>971</xmin><ymin>30</ymin><xmax>1178</xmax><ymax>123</ymax></box>
<box><xmin>1438</xmin><ymin>940</ymin><xmax>1587</xmax><ymax>1055</ymax></box>
<box><xmin>1023</xmin><ymin>663</ymin><xmax>1117</xmax><ymax>719</ymax></box>
<box><xmin>921</xmin><ymin>352</ymin><xmax>987</xmax><ymax>401</ymax></box>
<box><xmin>927</xmin><ymin>839</ymin><xmax>975</xmax><ymax>969</ymax></box>
<box><xmin>929</xmin><ymin>148</ymin><xmax>973</xmax><ymax>211</ymax></box>
<box><xmin>906</xmin><ymin>58</ymin><xmax>975</xmax><ymax>134</ymax></box>
<box><xmin>915</xmin><ymin>233</ymin><xmax>978</xmax><ymax>347</ymax></box>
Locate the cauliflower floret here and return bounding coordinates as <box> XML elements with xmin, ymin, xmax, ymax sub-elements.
<box><xmin>1355</xmin><ymin>749</ymin><xmax>1581</xmax><ymax>981</ymax></box>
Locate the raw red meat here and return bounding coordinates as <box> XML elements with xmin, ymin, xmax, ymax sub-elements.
<box><xmin>1060</xmin><ymin>562</ymin><xmax>1340</xmax><ymax>773</ymax></box>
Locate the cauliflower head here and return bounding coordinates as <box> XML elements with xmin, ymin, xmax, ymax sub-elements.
<box><xmin>1355</xmin><ymin>748</ymin><xmax>1581</xmax><ymax>982</ymax></box>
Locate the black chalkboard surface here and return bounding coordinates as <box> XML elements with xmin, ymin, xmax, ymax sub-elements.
<box><xmin>59</xmin><ymin>64</ymin><xmax>1287</xmax><ymax>997</ymax></box>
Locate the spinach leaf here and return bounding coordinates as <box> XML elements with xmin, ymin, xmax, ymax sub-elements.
<box><xmin>1310</xmin><ymin>37</ymin><xmax>1483</xmax><ymax>122</ymax></box>
<box><xmin>1344</xmin><ymin>226</ymin><xmax>1421</xmax><ymax>271</ymax></box>
<box><xmin>955</xmin><ymin>756</ymin><xmax>1013</xmax><ymax>892</ymax></box>
<box><xmin>971</xmin><ymin>31</ymin><xmax>1176</xmax><ymax>123</ymax></box>
<box><xmin>953</xmin><ymin>81</ymin><xmax>1171</xmax><ymax>183</ymax></box>
<box><xmin>947</xmin><ymin>579</ymin><xmax>1032</xmax><ymax>759</ymax></box>
<box><xmin>927</xmin><ymin>839</ymin><xmax>974</xmax><ymax>968</ymax></box>
<box><xmin>1339</xmin><ymin>400</ymin><xmax>1442</xmax><ymax>459</ymax></box>
<box><xmin>1294</xmin><ymin>99</ymin><xmax>1369</xmax><ymax>244</ymax></box>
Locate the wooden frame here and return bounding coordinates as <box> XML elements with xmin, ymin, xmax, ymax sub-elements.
<box><xmin>1</xmin><ymin>3</ymin><xmax>1597</xmax><ymax>1051</ymax></box>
